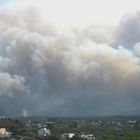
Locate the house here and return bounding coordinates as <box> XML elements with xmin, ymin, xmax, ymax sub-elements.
<box><xmin>61</xmin><ymin>133</ymin><xmax>75</xmax><ymax>140</ymax></box>
<box><xmin>38</xmin><ymin>128</ymin><xmax>51</xmax><ymax>137</ymax></box>
<box><xmin>68</xmin><ymin>133</ymin><xmax>75</xmax><ymax>138</ymax></box>
<box><xmin>0</xmin><ymin>128</ymin><xmax>12</xmax><ymax>138</ymax></box>
<box><xmin>80</xmin><ymin>134</ymin><xmax>95</xmax><ymax>140</ymax></box>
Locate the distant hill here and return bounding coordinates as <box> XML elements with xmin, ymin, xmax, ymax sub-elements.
<box><xmin>12</xmin><ymin>115</ymin><xmax>140</xmax><ymax>122</ymax></box>
<box><xmin>13</xmin><ymin>116</ymin><xmax>48</xmax><ymax>122</ymax></box>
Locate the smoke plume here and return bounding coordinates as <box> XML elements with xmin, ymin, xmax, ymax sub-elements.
<box><xmin>0</xmin><ymin>2</ymin><xmax>140</xmax><ymax>116</ymax></box>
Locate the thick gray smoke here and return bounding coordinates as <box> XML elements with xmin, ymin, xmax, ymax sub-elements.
<box><xmin>0</xmin><ymin>5</ymin><xmax>140</xmax><ymax>116</ymax></box>
<box><xmin>114</xmin><ymin>11</ymin><xmax>140</xmax><ymax>48</ymax></box>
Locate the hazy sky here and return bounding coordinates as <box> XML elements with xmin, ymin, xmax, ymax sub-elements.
<box><xmin>0</xmin><ymin>0</ymin><xmax>140</xmax><ymax>117</ymax></box>
<box><xmin>2</xmin><ymin>0</ymin><xmax>140</xmax><ymax>27</ymax></box>
<box><xmin>0</xmin><ymin>0</ymin><xmax>9</xmax><ymax>5</ymax></box>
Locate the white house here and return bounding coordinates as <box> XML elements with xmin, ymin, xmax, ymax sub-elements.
<box><xmin>38</xmin><ymin>128</ymin><xmax>51</xmax><ymax>137</ymax></box>
<box><xmin>80</xmin><ymin>134</ymin><xmax>95</xmax><ymax>140</ymax></box>
<box><xmin>61</xmin><ymin>133</ymin><xmax>75</xmax><ymax>140</ymax></box>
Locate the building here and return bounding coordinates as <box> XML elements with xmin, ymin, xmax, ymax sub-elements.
<box><xmin>80</xmin><ymin>134</ymin><xmax>95</xmax><ymax>140</ymax></box>
<box><xmin>61</xmin><ymin>133</ymin><xmax>75</xmax><ymax>140</ymax></box>
<box><xmin>0</xmin><ymin>128</ymin><xmax>12</xmax><ymax>138</ymax></box>
<box><xmin>38</xmin><ymin>128</ymin><xmax>51</xmax><ymax>137</ymax></box>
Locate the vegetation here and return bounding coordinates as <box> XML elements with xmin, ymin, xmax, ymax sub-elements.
<box><xmin>0</xmin><ymin>116</ymin><xmax>140</xmax><ymax>140</ymax></box>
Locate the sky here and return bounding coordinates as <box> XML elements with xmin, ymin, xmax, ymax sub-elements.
<box><xmin>0</xmin><ymin>0</ymin><xmax>140</xmax><ymax>117</ymax></box>
<box><xmin>0</xmin><ymin>0</ymin><xmax>9</xmax><ymax>5</ymax></box>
